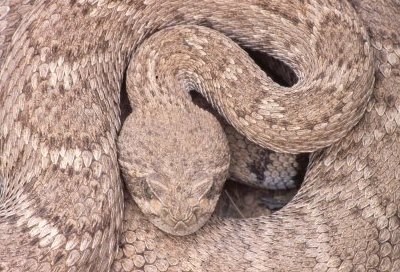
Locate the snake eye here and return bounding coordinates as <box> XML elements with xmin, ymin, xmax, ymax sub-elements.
<box><xmin>145</xmin><ymin>173</ymin><xmax>169</xmax><ymax>201</ymax></box>
<box><xmin>193</xmin><ymin>179</ymin><xmax>214</xmax><ymax>200</ymax></box>
<box><xmin>142</xmin><ymin>181</ymin><xmax>154</xmax><ymax>199</ymax></box>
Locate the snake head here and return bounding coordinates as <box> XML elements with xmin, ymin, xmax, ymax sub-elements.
<box><xmin>133</xmin><ymin>172</ymin><xmax>224</xmax><ymax>236</ymax></box>
<box><xmin>118</xmin><ymin>103</ymin><xmax>230</xmax><ymax>236</ymax></box>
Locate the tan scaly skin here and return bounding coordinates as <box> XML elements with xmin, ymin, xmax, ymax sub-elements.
<box><xmin>190</xmin><ymin>91</ymin><xmax>304</xmax><ymax>191</ymax></box>
<box><xmin>118</xmin><ymin>99</ymin><xmax>231</xmax><ymax>236</ymax></box>
<box><xmin>2</xmin><ymin>0</ymin><xmax>395</xmax><ymax>271</ymax></box>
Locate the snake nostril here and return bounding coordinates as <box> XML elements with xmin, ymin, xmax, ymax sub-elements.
<box><xmin>161</xmin><ymin>208</ymin><xmax>168</xmax><ymax>215</ymax></box>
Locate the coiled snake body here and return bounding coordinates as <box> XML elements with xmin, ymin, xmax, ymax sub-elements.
<box><xmin>0</xmin><ymin>0</ymin><xmax>399</xmax><ymax>271</ymax></box>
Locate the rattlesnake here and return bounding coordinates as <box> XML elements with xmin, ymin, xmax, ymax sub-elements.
<box><xmin>0</xmin><ymin>1</ymin><xmax>398</xmax><ymax>272</ymax></box>
<box><xmin>117</xmin><ymin>26</ymin><xmax>309</xmax><ymax>235</ymax></box>
<box><xmin>115</xmin><ymin>23</ymin><xmax>369</xmax><ymax>237</ymax></box>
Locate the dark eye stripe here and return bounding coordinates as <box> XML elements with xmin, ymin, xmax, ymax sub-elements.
<box><xmin>143</xmin><ymin>182</ymin><xmax>153</xmax><ymax>199</ymax></box>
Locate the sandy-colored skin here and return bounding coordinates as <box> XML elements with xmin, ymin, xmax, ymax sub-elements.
<box><xmin>118</xmin><ymin>99</ymin><xmax>231</xmax><ymax>236</ymax></box>
<box><xmin>117</xmin><ymin>54</ymin><xmax>304</xmax><ymax>236</ymax></box>
<box><xmin>116</xmin><ymin>25</ymin><xmax>313</xmax><ymax>236</ymax></box>
<box><xmin>1</xmin><ymin>0</ymin><xmax>397</xmax><ymax>271</ymax></box>
<box><xmin>190</xmin><ymin>91</ymin><xmax>304</xmax><ymax>191</ymax></box>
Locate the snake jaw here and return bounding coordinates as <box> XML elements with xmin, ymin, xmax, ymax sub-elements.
<box><xmin>149</xmin><ymin>203</ymin><xmax>214</xmax><ymax>236</ymax></box>
<box><xmin>124</xmin><ymin>173</ymin><xmax>224</xmax><ymax>236</ymax></box>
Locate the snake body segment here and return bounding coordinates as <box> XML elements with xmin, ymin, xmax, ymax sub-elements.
<box><xmin>1</xmin><ymin>0</ymin><xmax>398</xmax><ymax>271</ymax></box>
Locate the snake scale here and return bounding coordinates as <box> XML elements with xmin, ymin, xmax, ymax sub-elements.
<box><xmin>0</xmin><ymin>0</ymin><xmax>399</xmax><ymax>271</ymax></box>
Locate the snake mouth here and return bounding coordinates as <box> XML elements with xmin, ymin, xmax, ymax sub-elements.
<box><xmin>147</xmin><ymin>208</ymin><xmax>213</xmax><ymax>236</ymax></box>
<box><xmin>168</xmin><ymin>213</ymin><xmax>211</xmax><ymax>236</ymax></box>
<box><xmin>172</xmin><ymin>220</ymin><xmax>194</xmax><ymax>236</ymax></box>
